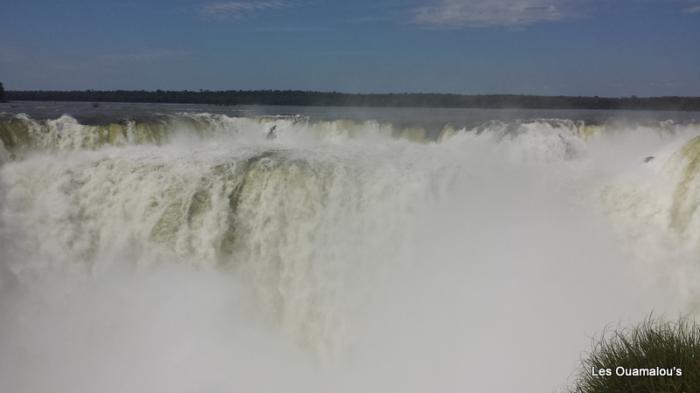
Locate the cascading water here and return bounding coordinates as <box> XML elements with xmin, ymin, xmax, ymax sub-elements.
<box><xmin>1</xmin><ymin>110</ymin><xmax>700</xmax><ymax>392</ymax></box>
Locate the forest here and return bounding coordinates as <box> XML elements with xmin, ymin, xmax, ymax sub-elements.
<box><xmin>5</xmin><ymin>88</ymin><xmax>700</xmax><ymax>111</ymax></box>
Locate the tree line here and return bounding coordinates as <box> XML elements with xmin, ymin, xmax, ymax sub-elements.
<box><xmin>5</xmin><ymin>88</ymin><xmax>700</xmax><ymax>111</ymax></box>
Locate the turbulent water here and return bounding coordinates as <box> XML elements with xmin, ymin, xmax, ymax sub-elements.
<box><xmin>1</xmin><ymin>104</ymin><xmax>700</xmax><ymax>392</ymax></box>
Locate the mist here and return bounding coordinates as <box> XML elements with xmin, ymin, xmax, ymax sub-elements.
<box><xmin>0</xmin><ymin>112</ymin><xmax>698</xmax><ymax>392</ymax></box>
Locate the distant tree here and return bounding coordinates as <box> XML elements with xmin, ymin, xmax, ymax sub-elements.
<box><xmin>3</xmin><ymin>89</ymin><xmax>700</xmax><ymax>111</ymax></box>
<box><xmin>0</xmin><ymin>82</ymin><xmax>5</xmax><ymax>102</ymax></box>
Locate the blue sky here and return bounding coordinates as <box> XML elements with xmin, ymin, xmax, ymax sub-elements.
<box><xmin>1</xmin><ymin>0</ymin><xmax>699</xmax><ymax>96</ymax></box>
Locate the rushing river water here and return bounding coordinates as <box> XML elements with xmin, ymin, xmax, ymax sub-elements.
<box><xmin>1</xmin><ymin>102</ymin><xmax>699</xmax><ymax>392</ymax></box>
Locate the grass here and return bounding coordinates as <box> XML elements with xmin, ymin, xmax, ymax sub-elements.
<box><xmin>572</xmin><ymin>317</ymin><xmax>700</xmax><ymax>393</ymax></box>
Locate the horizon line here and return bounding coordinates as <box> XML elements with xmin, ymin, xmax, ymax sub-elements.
<box><xmin>5</xmin><ymin>89</ymin><xmax>700</xmax><ymax>100</ymax></box>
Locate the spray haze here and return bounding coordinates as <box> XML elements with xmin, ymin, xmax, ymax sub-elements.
<box><xmin>0</xmin><ymin>108</ymin><xmax>699</xmax><ymax>392</ymax></box>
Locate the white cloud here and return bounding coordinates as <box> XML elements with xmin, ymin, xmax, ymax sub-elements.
<box><xmin>412</xmin><ymin>0</ymin><xmax>578</xmax><ymax>28</ymax></box>
<box><xmin>203</xmin><ymin>1</ymin><xmax>288</xmax><ymax>18</ymax></box>
<box><xmin>685</xmin><ymin>4</ymin><xmax>700</xmax><ymax>13</ymax></box>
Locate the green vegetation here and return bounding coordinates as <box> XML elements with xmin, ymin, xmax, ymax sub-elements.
<box><xmin>6</xmin><ymin>90</ymin><xmax>700</xmax><ymax>111</ymax></box>
<box><xmin>0</xmin><ymin>82</ymin><xmax>5</xmax><ymax>102</ymax></box>
<box><xmin>572</xmin><ymin>317</ymin><xmax>700</xmax><ymax>393</ymax></box>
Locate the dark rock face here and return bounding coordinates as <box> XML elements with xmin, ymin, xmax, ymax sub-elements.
<box><xmin>266</xmin><ymin>125</ymin><xmax>278</xmax><ymax>140</ymax></box>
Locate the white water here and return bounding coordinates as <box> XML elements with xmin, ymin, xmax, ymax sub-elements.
<box><xmin>1</xmin><ymin>114</ymin><xmax>699</xmax><ymax>392</ymax></box>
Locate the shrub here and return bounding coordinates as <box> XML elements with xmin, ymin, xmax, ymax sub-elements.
<box><xmin>572</xmin><ymin>317</ymin><xmax>700</xmax><ymax>393</ymax></box>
